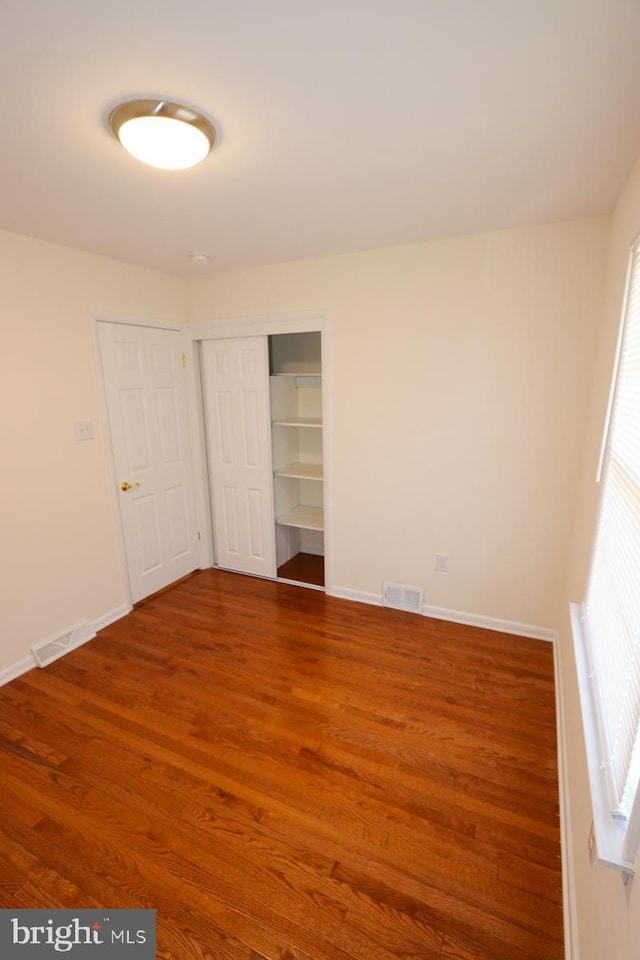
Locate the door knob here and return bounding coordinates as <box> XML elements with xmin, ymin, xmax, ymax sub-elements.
<box><xmin>120</xmin><ymin>481</ymin><xmax>141</xmax><ymax>491</ymax></box>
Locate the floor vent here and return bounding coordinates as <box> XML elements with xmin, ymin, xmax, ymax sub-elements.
<box><xmin>31</xmin><ymin>619</ymin><xmax>96</xmax><ymax>668</ymax></box>
<box><xmin>382</xmin><ymin>581</ymin><xmax>424</xmax><ymax>614</ymax></box>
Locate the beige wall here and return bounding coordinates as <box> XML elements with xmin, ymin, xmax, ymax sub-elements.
<box><xmin>558</xmin><ymin>158</ymin><xmax>640</xmax><ymax>959</ymax></box>
<box><xmin>187</xmin><ymin>218</ymin><xmax>609</xmax><ymax>633</ymax></box>
<box><xmin>0</xmin><ymin>229</ymin><xmax>186</xmax><ymax>674</ymax></box>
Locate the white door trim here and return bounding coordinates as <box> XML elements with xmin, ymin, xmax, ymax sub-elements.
<box><xmin>183</xmin><ymin>334</ymin><xmax>215</xmax><ymax>569</ymax></box>
<box><xmin>187</xmin><ymin>310</ymin><xmax>326</xmax><ymax>342</ymax></box>
<box><xmin>187</xmin><ymin>311</ymin><xmax>333</xmax><ymax>592</ymax></box>
<box><xmin>94</xmin><ymin>312</ymin><xmax>184</xmax><ymax>331</ymax></box>
<box><xmin>91</xmin><ymin>315</ymin><xmax>209</xmax><ymax>610</ymax></box>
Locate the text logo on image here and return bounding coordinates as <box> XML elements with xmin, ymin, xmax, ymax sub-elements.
<box><xmin>0</xmin><ymin>910</ymin><xmax>156</xmax><ymax>958</ymax></box>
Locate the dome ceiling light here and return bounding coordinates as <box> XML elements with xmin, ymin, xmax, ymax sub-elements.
<box><xmin>109</xmin><ymin>99</ymin><xmax>216</xmax><ymax>170</ymax></box>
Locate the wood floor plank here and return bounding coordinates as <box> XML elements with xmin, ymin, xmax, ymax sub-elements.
<box><xmin>0</xmin><ymin>569</ymin><xmax>564</xmax><ymax>958</ymax></box>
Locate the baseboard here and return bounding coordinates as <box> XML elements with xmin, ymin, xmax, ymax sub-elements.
<box><xmin>553</xmin><ymin>639</ymin><xmax>579</xmax><ymax>960</ymax></box>
<box><xmin>422</xmin><ymin>604</ymin><xmax>558</xmax><ymax>643</ymax></box>
<box><xmin>327</xmin><ymin>586</ymin><xmax>557</xmax><ymax>643</ymax></box>
<box><xmin>326</xmin><ymin>586</ymin><xmax>383</xmax><ymax>607</ymax></box>
<box><xmin>299</xmin><ymin>543</ymin><xmax>324</xmax><ymax>557</ymax></box>
<box><xmin>92</xmin><ymin>603</ymin><xmax>132</xmax><ymax>632</ymax></box>
<box><xmin>0</xmin><ymin>655</ymin><xmax>35</xmax><ymax>686</ymax></box>
<box><xmin>0</xmin><ymin>603</ymin><xmax>133</xmax><ymax>688</ymax></box>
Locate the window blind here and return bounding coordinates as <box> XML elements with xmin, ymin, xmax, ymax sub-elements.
<box><xmin>584</xmin><ymin>241</ymin><xmax>640</xmax><ymax>845</ymax></box>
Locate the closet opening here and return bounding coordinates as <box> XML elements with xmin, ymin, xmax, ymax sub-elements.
<box><xmin>269</xmin><ymin>332</ymin><xmax>325</xmax><ymax>589</ymax></box>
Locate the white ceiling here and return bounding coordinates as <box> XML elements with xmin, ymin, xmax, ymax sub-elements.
<box><xmin>2</xmin><ymin>0</ymin><xmax>640</xmax><ymax>276</ymax></box>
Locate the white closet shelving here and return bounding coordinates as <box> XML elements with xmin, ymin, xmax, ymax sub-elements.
<box><xmin>276</xmin><ymin>504</ymin><xmax>324</xmax><ymax>531</ymax></box>
<box><xmin>272</xmin><ymin>415</ymin><xmax>322</xmax><ymax>428</ymax></box>
<box><xmin>270</xmin><ymin>332</ymin><xmax>324</xmax><ymax>580</ymax></box>
<box><xmin>274</xmin><ymin>462</ymin><xmax>323</xmax><ymax>481</ymax></box>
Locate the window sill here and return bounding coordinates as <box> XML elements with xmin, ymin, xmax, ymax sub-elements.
<box><xmin>570</xmin><ymin>602</ymin><xmax>637</xmax><ymax>877</ymax></box>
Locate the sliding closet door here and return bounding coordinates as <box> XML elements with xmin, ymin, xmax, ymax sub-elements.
<box><xmin>200</xmin><ymin>337</ymin><xmax>276</xmax><ymax>578</ymax></box>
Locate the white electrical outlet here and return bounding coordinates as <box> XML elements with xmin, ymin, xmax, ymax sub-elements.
<box><xmin>435</xmin><ymin>554</ymin><xmax>448</xmax><ymax>573</ymax></box>
<box><xmin>73</xmin><ymin>420</ymin><xmax>94</xmax><ymax>442</ymax></box>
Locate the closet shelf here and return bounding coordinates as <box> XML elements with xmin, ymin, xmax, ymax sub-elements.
<box><xmin>276</xmin><ymin>505</ymin><xmax>324</xmax><ymax>532</ymax></box>
<box><xmin>272</xmin><ymin>416</ymin><xmax>322</xmax><ymax>428</ymax></box>
<box><xmin>275</xmin><ymin>462</ymin><xmax>323</xmax><ymax>481</ymax></box>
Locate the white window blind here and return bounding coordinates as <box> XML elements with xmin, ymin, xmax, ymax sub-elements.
<box><xmin>579</xmin><ymin>239</ymin><xmax>640</xmax><ymax>869</ymax></box>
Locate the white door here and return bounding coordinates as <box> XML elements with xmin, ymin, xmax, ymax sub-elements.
<box><xmin>98</xmin><ymin>322</ymin><xmax>199</xmax><ymax>602</ymax></box>
<box><xmin>200</xmin><ymin>337</ymin><xmax>276</xmax><ymax>578</ymax></box>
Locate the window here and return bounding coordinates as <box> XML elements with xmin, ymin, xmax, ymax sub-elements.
<box><xmin>572</xmin><ymin>239</ymin><xmax>640</xmax><ymax>874</ymax></box>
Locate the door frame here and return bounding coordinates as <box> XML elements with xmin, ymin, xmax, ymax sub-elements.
<box><xmin>187</xmin><ymin>310</ymin><xmax>332</xmax><ymax>591</ymax></box>
<box><xmin>91</xmin><ymin>313</ymin><xmax>210</xmax><ymax>610</ymax></box>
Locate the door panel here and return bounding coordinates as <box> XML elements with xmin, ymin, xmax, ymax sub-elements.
<box><xmin>135</xmin><ymin>496</ymin><xmax>162</xmax><ymax>573</ymax></box>
<box><xmin>241</xmin><ymin>391</ymin><xmax>262</xmax><ymax>467</ymax></box>
<box><xmin>201</xmin><ymin>337</ymin><xmax>276</xmax><ymax>577</ymax></box>
<box><xmin>217</xmin><ymin>392</ymin><xmax>234</xmax><ymax>463</ymax></box>
<box><xmin>247</xmin><ymin>488</ymin><xmax>266</xmax><ymax>558</ymax></box>
<box><xmin>121</xmin><ymin>390</ymin><xmax>152</xmax><ymax>470</ymax></box>
<box><xmin>222</xmin><ymin>485</ymin><xmax>240</xmax><ymax>555</ymax></box>
<box><xmin>166</xmin><ymin>485</ymin><xmax>190</xmax><ymax>556</ymax></box>
<box><xmin>98</xmin><ymin>322</ymin><xmax>199</xmax><ymax>602</ymax></box>
<box><xmin>157</xmin><ymin>388</ymin><xmax>181</xmax><ymax>463</ymax></box>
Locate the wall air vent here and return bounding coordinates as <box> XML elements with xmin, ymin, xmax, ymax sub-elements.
<box><xmin>382</xmin><ymin>581</ymin><xmax>424</xmax><ymax>614</ymax></box>
<box><xmin>31</xmin><ymin>618</ymin><xmax>96</xmax><ymax>668</ymax></box>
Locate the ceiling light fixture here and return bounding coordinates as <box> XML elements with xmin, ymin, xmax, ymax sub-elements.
<box><xmin>109</xmin><ymin>99</ymin><xmax>216</xmax><ymax>170</ymax></box>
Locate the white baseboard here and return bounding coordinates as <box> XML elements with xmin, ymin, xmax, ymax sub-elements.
<box><xmin>299</xmin><ymin>542</ymin><xmax>324</xmax><ymax>557</ymax></box>
<box><xmin>327</xmin><ymin>586</ymin><xmax>557</xmax><ymax>643</ymax></box>
<box><xmin>327</xmin><ymin>586</ymin><xmax>383</xmax><ymax>607</ymax></box>
<box><xmin>422</xmin><ymin>603</ymin><xmax>558</xmax><ymax>643</ymax></box>
<box><xmin>0</xmin><ymin>603</ymin><xmax>133</xmax><ymax>688</ymax></box>
<box><xmin>0</xmin><ymin>655</ymin><xmax>36</xmax><ymax>686</ymax></box>
<box><xmin>554</xmin><ymin>640</ymin><xmax>579</xmax><ymax>960</ymax></box>
<box><xmin>92</xmin><ymin>603</ymin><xmax>132</xmax><ymax>632</ymax></box>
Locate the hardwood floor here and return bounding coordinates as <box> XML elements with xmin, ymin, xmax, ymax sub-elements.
<box><xmin>277</xmin><ymin>553</ymin><xmax>325</xmax><ymax>587</ymax></box>
<box><xmin>0</xmin><ymin>570</ymin><xmax>563</xmax><ymax>959</ymax></box>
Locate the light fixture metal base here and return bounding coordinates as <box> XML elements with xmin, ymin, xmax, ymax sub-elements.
<box><xmin>109</xmin><ymin>99</ymin><xmax>216</xmax><ymax>170</ymax></box>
